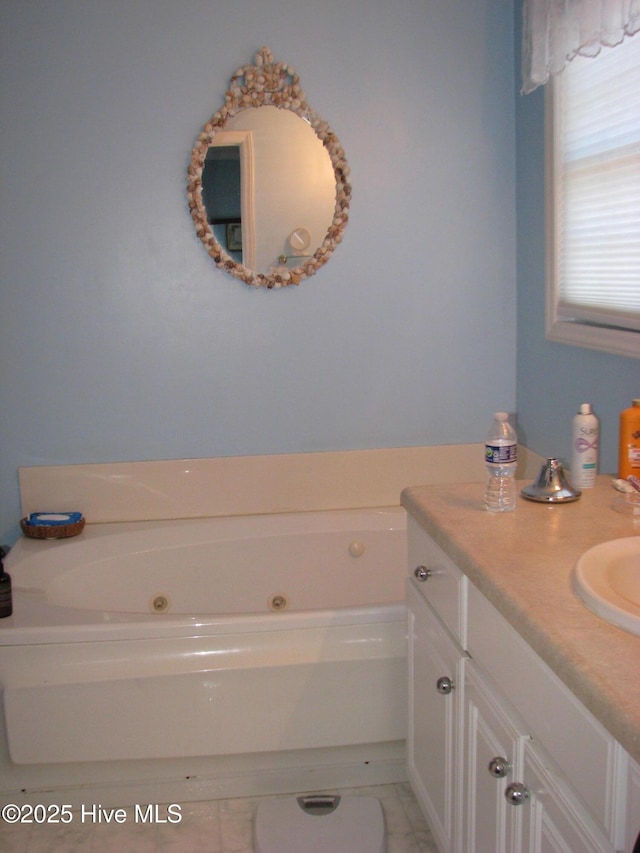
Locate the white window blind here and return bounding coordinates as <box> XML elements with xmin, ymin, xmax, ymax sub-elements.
<box><xmin>550</xmin><ymin>33</ymin><xmax>640</xmax><ymax>341</ymax></box>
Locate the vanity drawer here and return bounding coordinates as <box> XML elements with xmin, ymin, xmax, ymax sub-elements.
<box><xmin>407</xmin><ymin>516</ymin><xmax>467</xmax><ymax>647</ymax></box>
<box><xmin>467</xmin><ymin>580</ymin><xmax>621</xmax><ymax>844</ymax></box>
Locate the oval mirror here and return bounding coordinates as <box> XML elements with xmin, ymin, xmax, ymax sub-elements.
<box><xmin>187</xmin><ymin>48</ymin><xmax>351</xmax><ymax>289</ymax></box>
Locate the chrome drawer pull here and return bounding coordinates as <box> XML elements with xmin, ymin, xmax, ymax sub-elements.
<box><xmin>488</xmin><ymin>756</ymin><xmax>510</xmax><ymax>778</ymax></box>
<box><xmin>436</xmin><ymin>676</ymin><xmax>454</xmax><ymax>694</ymax></box>
<box><xmin>414</xmin><ymin>565</ymin><xmax>432</xmax><ymax>581</ymax></box>
<box><xmin>505</xmin><ymin>783</ymin><xmax>529</xmax><ymax>805</ymax></box>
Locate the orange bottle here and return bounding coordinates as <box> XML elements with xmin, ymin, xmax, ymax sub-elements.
<box><xmin>618</xmin><ymin>399</ymin><xmax>640</xmax><ymax>479</ymax></box>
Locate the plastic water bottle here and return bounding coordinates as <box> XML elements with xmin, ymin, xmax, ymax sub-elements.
<box><xmin>484</xmin><ymin>412</ymin><xmax>517</xmax><ymax>512</ymax></box>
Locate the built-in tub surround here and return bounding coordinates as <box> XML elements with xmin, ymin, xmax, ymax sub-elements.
<box><xmin>1</xmin><ymin>507</ymin><xmax>407</xmax><ymax>807</ymax></box>
<box><xmin>15</xmin><ymin>444</ymin><xmax>543</xmax><ymax>528</ymax></box>
<box><xmin>401</xmin><ymin>477</ymin><xmax>640</xmax><ymax>763</ymax></box>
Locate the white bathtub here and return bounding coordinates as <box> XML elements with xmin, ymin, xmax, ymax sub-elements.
<box><xmin>0</xmin><ymin>507</ymin><xmax>408</xmax><ymax>806</ymax></box>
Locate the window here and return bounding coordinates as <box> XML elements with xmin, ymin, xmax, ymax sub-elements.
<box><xmin>545</xmin><ymin>33</ymin><xmax>640</xmax><ymax>358</ymax></box>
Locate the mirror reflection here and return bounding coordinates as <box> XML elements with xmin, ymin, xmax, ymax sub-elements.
<box><xmin>202</xmin><ymin>107</ymin><xmax>336</xmax><ymax>275</ymax></box>
<box><xmin>187</xmin><ymin>47</ymin><xmax>351</xmax><ymax>289</ymax></box>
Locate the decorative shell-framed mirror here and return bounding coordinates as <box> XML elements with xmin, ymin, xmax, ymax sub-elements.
<box><xmin>187</xmin><ymin>47</ymin><xmax>351</xmax><ymax>289</ymax></box>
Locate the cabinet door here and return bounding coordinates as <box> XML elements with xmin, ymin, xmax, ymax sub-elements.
<box><xmin>625</xmin><ymin>756</ymin><xmax>640</xmax><ymax>853</ymax></box>
<box><xmin>407</xmin><ymin>579</ymin><xmax>465</xmax><ymax>853</ymax></box>
<box><xmin>463</xmin><ymin>662</ymin><xmax>527</xmax><ymax>853</ymax></box>
<box><xmin>517</xmin><ymin>740</ymin><xmax>615</xmax><ymax>853</ymax></box>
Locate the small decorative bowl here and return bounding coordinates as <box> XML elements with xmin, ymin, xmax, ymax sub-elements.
<box><xmin>20</xmin><ymin>516</ymin><xmax>86</xmax><ymax>539</ymax></box>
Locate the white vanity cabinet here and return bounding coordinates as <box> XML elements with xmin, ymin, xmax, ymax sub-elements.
<box><xmin>406</xmin><ymin>514</ymin><xmax>639</xmax><ymax>853</ymax></box>
<box><xmin>406</xmin><ymin>516</ymin><xmax>468</xmax><ymax>853</ymax></box>
<box><xmin>407</xmin><ymin>579</ymin><xmax>466</xmax><ymax>852</ymax></box>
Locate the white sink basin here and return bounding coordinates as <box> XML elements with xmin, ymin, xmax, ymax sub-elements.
<box><xmin>572</xmin><ymin>537</ymin><xmax>640</xmax><ymax>636</ymax></box>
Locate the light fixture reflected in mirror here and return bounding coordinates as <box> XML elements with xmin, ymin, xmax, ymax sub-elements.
<box><xmin>187</xmin><ymin>47</ymin><xmax>352</xmax><ymax>289</ymax></box>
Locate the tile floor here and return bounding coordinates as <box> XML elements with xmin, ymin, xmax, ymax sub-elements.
<box><xmin>1</xmin><ymin>782</ymin><xmax>438</xmax><ymax>852</ymax></box>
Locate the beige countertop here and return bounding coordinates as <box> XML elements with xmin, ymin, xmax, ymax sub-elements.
<box><xmin>401</xmin><ymin>476</ymin><xmax>640</xmax><ymax>764</ymax></box>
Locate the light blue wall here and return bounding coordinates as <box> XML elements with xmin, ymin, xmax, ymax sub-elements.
<box><xmin>514</xmin><ymin>3</ymin><xmax>639</xmax><ymax>476</ymax></box>
<box><xmin>0</xmin><ymin>0</ymin><xmax>517</xmax><ymax>537</ymax></box>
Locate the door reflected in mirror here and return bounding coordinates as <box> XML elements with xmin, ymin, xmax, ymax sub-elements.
<box><xmin>203</xmin><ymin>145</ymin><xmax>242</xmax><ymax>263</ymax></box>
<box><xmin>187</xmin><ymin>48</ymin><xmax>351</xmax><ymax>289</ymax></box>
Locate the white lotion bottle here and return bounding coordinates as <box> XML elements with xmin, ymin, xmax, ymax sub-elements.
<box><xmin>571</xmin><ymin>403</ymin><xmax>599</xmax><ymax>489</ymax></box>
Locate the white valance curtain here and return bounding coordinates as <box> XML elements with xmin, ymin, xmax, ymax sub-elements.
<box><xmin>522</xmin><ymin>0</ymin><xmax>640</xmax><ymax>93</ymax></box>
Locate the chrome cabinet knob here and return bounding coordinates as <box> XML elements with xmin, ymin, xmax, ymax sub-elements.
<box><xmin>414</xmin><ymin>565</ymin><xmax>432</xmax><ymax>581</ymax></box>
<box><xmin>488</xmin><ymin>757</ymin><xmax>510</xmax><ymax>778</ymax></box>
<box><xmin>436</xmin><ymin>676</ymin><xmax>454</xmax><ymax>694</ymax></box>
<box><xmin>504</xmin><ymin>782</ymin><xmax>529</xmax><ymax>805</ymax></box>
